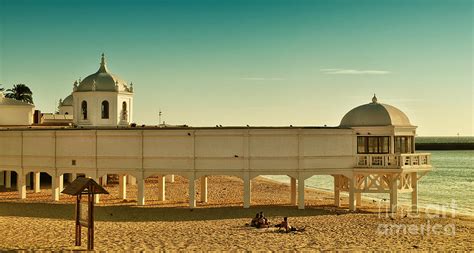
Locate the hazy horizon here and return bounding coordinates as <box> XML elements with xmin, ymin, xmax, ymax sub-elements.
<box><xmin>0</xmin><ymin>0</ymin><xmax>472</xmax><ymax>136</ymax></box>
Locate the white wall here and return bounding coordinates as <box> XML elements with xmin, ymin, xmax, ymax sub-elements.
<box><xmin>0</xmin><ymin>106</ymin><xmax>34</xmax><ymax>126</ymax></box>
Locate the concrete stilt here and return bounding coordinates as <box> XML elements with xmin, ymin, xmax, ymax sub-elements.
<box><xmin>290</xmin><ymin>177</ymin><xmax>297</xmax><ymax>205</ymax></box>
<box><xmin>390</xmin><ymin>176</ymin><xmax>398</xmax><ymax>213</ymax></box>
<box><xmin>71</xmin><ymin>173</ymin><xmax>77</xmax><ymax>181</ymax></box>
<box><xmin>52</xmin><ymin>175</ymin><xmax>60</xmax><ymax>201</ymax></box>
<box><xmin>411</xmin><ymin>172</ymin><xmax>418</xmax><ymax>213</ymax></box>
<box><xmin>137</xmin><ymin>177</ymin><xmax>145</xmax><ymax>205</ymax></box>
<box><xmin>158</xmin><ymin>175</ymin><xmax>166</xmax><ymax>201</ymax></box>
<box><xmin>119</xmin><ymin>174</ymin><xmax>127</xmax><ymax>199</ymax></box>
<box><xmin>59</xmin><ymin>174</ymin><xmax>64</xmax><ymax>192</ymax></box>
<box><xmin>101</xmin><ymin>174</ymin><xmax>108</xmax><ymax>186</ymax></box>
<box><xmin>18</xmin><ymin>172</ymin><xmax>26</xmax><ymax>199</ymax></box>
<box><xmin>6</xmin><ymin>171</ymin><xmax>11</xmax><ymax>188</ymax></box>
<box><xmin>334</xmin><ymin>175</ymin><xmax>340</xmax><ymax>207</ymax></box>
<box><xmin>34</xmin><ymin>172</ymin><xmax>41</xmax><ymax>193</ymax></box>
<box><xmin>188</xmin><ymin>174</ymin><xmax>196</xmax><ymax>208</ymax></box>
<box><xmin>243</xmin><ymin>173</ymin><xmax>251</xmax><ymax>208</ymax></box>
<box><xmin>200</xmin><ymin>176</ymin><xmax>208</xmax><ymax>203</ymax></box>
<box><xmin>128</xmin><ymin>175</ymin><xmax>137</xmax><ymax>185</ymax></box>
<box><xmin>298</xmin><ymin>176</ymin><xmax>305</xmax><ymax>210</ymax></box>
<box><xmin>349</xmin><ymin>178</ymin><xmax>356</xmax><ymax>211</ymax></box>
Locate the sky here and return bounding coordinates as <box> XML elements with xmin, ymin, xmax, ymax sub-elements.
<box><xmin>0</xmin><ymin>0</ymin><xmax>472</xmax><ymax>136</ymax></box>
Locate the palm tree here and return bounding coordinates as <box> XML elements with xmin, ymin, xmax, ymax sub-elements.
<box><xmin>5</xmin><ymin>84</ymin><xmax>34</xmax><ymax>104</ymax></box>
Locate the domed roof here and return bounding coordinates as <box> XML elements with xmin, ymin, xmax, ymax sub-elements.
<box><xmin>61</xmin><ymin>94</ymin><xmax>73</xmax><ymax>106</ymax></box>
<box><xmin>340</xmin><ymin>95</ymin><xmax>412</xmax><ymax>127</ymax></box>
<box><xmin>75</xmin><ymin>54</ymin><xmax>133</xmax><ymax>93</ymax></box>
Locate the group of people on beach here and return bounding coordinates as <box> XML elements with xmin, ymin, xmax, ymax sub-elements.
<box><xmin>249</xmin><ymin>212</ymin><xmax>302</xmax><ymax>233</ymax></box>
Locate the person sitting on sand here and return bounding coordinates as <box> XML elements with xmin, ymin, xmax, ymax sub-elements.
<box><xmin>250</xmin><ymin>213</ymin><xmax>260</xmax><ymax>227</ymax></box>
<box><xmin>278</xmin><ymin>217</ymin><xmax>292</xmax><ymax>233</ymax></box>
<box><xmin>256</xmin><ymin>212</ymin><xmax>269</xmax><ymax>228</ymax></box>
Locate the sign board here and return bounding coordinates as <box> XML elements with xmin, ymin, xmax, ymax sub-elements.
<box><xmin>79</xmin><ymin>198</ymin><xmax>89</xmax><ymax>227</ymax></box>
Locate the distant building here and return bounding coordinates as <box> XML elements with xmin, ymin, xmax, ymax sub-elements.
<box><xmin>0</xmin><ymin>91</ymin><xmax>35</xmax><ymax>125</ymax></box>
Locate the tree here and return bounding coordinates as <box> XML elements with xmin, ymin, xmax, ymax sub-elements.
<box><xmin>5</xmin><ymin>84</ymin><xmax>34</xmax><ymax>104</ymax></box>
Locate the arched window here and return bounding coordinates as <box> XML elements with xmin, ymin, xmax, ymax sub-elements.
<box><xmin>81</xmin><ymin>101</ymin><xmax>88</xmax><ymax>120</ymax></box>
<box><xmin>101</xmin><ymin>100</ymin><xmax>109</xmax><ymax>119</ymax></box>
<box><xmin>121</xmin><ymin>101</ymin><xmax>128</xmax><ymax>121</ymax></box>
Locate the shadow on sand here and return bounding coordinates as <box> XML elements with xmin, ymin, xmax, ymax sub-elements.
<box><xmin>0</xmin><ymin>202</ymin><xmax>366</xmax><ymax>222</ymax></box>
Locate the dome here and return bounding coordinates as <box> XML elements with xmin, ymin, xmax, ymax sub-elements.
<box><xmin>340</xmin><ymin>95</ymin><xmax>412</xmax><ymax>127</ymax></box>
<box><xmin>61</xmin><ymin>94</ymin><xmax>73</xmax><ymax>106</ymax></box>
<box><xmin>75</xmin><ymin>54</ymin><xmax>132</xmax><ymax>93</ymax></box>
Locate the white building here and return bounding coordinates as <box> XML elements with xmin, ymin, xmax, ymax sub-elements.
<box><xmin>0</xmin><ymin>91</ymin><xmax>35</xmax><ymax>126</ymax></box>
<box><xmin>69</xmin><ymin>54</ymin><xmax>134</xmax><ymax>127</ymax></box>
<box><xmin>0</xmin><ymin>93</ymin><xmax>432</xmax><ymax>213</ymax></box>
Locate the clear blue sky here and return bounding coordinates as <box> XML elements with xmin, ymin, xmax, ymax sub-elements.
<box><xmin>0</xmin><ymin>0</ymin><xmax>472</xmax><ymax>136</ymax></box>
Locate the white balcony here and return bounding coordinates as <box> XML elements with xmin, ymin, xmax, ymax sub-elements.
<box><xmin>355</xmin><ymin>153</ymin><xmax>431</xmax><ymax>169</ymax></box>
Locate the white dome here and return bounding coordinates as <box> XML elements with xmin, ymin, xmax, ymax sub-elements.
<box><xmin>61</xmin><ymin>94</ymin><xmax>73</xmax><ymax>106</ymax></box>
<box><xmin>75</xmin><ymin>54</ymin><xmax>132</xmax><ymax>93</ymax></box>
<box><xmin>340</xmin><ymin>95</ymin><xmax>412</xmax><ymax>127</ymax></box>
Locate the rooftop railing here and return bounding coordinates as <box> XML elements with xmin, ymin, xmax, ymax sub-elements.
<box><xmin>355</xmin><ymin>153</ymin><xmax>431</xmax><ymax>169</ymax></box>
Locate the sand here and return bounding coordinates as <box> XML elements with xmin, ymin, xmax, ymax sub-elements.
<box><xmin>0</xmin><ymin>176</ymin><xmax>473</xmax><ymax>251</ymax></box>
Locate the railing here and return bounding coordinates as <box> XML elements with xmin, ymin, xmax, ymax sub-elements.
<box><xmin>355</xmin><ymin>153</ymin><xmax>431</xmax><ymax>168</ymax></box>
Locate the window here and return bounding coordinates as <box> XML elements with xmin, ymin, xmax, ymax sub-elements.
<box><xmin>395</xmin><ymin>136</ymin><xmax>414</xmax><ymax>153</ymax></box>
<box><xmin>81</xmin><ymin>101</ymin><xmax>87</xmax><ymax>120</ymax></box>
<box><xmin>357</xmin><ymin>136</ymin><xmax>390</xmax><ymax>154</ymax></box>
<box><xmin>101</xmin><ymin>100</ymin><xmax>109</xmax><ymax>119</ymax></box>
<box><xmin>121</xmin><ymin>101</ymin><xmax>128</xmax><ymax>121</ymax></box>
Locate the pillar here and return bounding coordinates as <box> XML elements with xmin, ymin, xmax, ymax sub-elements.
<box><xmin>349</xmin><ymin>177</ymin><xmax>356</xmax><ymax>211</ymax></box>
<box><xmin>334</xmin><ymin>175</ymin><xmax>340</xmax><ymax>207</ymax></box>
<box><xmin>59</xmin><ymin>174</ymin><xmax>64</xmax><ymax>192</ymax></box>
<box><xmin>188</xmin><ymin>174</ymin><xmax>196</xmax><ymax>208</ymax></box>
<box><xmin>137</xmin><ymin>177</ymin><xmax>145</xmax><ymax>206</ymax></box>
<box><xmin>34</xmin><ymin>172</ymin><xmax>41</xmax><ymax>193</ymax></box>
<box><xmin>390</xmin><ymin>176</ymin><xmax>398</xmax><ymax>213</ymax></box>
<box><xmin>199</xmin><ymin>176</ymin><xmax>207</xmax><ymax>203</ymax></box>
<box><xmin>0</xmin><ymin>171</ymin><xmax>4</xmax><ymax>186</ymax></box>
<box><xmin>298</xmin><ymin>176</ymin><xmax>305</xmax><ymax>210</ymax></box>
<box><xmin>101</xmin><ymin>174</ymin><xmax>108</xmax><ymax>186</ymax></box>
<box><xmin>166</xmin><ymin>174</ymin><xmax>175</xmax><ymax>183</ymax></box>
<box><xmin>18</xmin><ymin>172</ymin><xmax>26</xmax><ymax>199</ymax></box>
<box><xmin>119</xmin><ymin>174</ymin><xmax>127</xmax><ymax>199</ymax></box>
<box><xmin>290</xmin><ymin>177</ymin><xmax>297</xmax><ymax>205</ymax></box>
<box><xmin>158</xmin><ymin>175</ymin><xmax>166</xmax><ymax>201</ymax></box>
<box><xmin>243</xmin><ymin>173</ymin><xmax>251</xmax><ymax>208</ymax></box>
<box><xmin>52</xmin><ymin>175</ymin><xmax>60</xmax><ymax>201</ymax></box>
<box><xmin>6</xmin><ymin>171</ymin><xmax>11</xmax><ymax>188</ymax></box>
<box><xmin>71</xmin><ymin>173</ymin><xmax>77</xmax><ymax>181</ymax></box>
<box><xmin>356</xmin><ymin>193</ymin><xmax>362</xmax><ymax>207</ymax></box>
<box><xmin>411</xmin><ymin>173</ymin><xmax>418</xmax><ymax>213</ymax></box>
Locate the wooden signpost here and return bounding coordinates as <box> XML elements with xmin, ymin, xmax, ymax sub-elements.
<box><xmin>62</xmin><ymin>177</ymin><xmax>108</xmax><ymax>250</ymax></box>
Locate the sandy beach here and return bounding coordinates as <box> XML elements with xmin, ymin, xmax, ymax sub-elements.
<box><xmin>0</xmin><ymin>175</ymin><xmax>473</xmax><ymax>251</ymax></box>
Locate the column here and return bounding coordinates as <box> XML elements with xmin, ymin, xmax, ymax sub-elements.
<box><xmin>166</xmin><ymin>174</ymin><xmax>175</xmax><ymax>183</ymax></box>
<box><xmin>334</xmin><ymin>175</ymin><xmax>340</xmax><ymax>207</ymax></box>
<box><xmin>71</xmin><ymin>173</ymin><xmax>77</xmax><ymax>182</ymax></box>
<box><xmin>290</xmin><ymin>177</ymin><xmax>297</xmax><ymax>205</ymax></box>
<box><xmin>0</xmin><ymin>171</ymin><xmax>4</xmax><ymax>186</ymax></box>
<box><xmin>6</xmin><ymin>171</ymin><xmax>11</xmax><ymax>188</ymax></box>
<box><xmin>349</xmin><ymin>177</ymin><xmax>356</xmax><ymax>211</ymax></box>
<box><xmin>137</xmin><ymin>176</ymin><xmax>145</xmax><ymax>206</ymax></box>
<box><xmin>93</xmin><ymin>177</ymin><xmax>100</xmax><ymax>204</ymax></box>
<box><xmin>188</xmin><ymin>174</ymin><xmax>196</xmax><ymax>208</ymax></box>
<box><xmin>158</xmin><ymin>175</ymin><xmax>166</xmax><ymax>201</ymax></box>
<box><xmin>390</xmin><ymin>176</ymin><xmax>398</xmax><ymax>213</ymax></box>
<box><xmin>298</xmin><ymin>176</ymin><xmax>305</xmax><ymax>210</ymax></box>
<box><xmin>52</xmin><ymin>175</ymin><xmax>60</xmax><ymax>201</ymax></box>
<box><xmin>34</xmin><ymin>172</ymin><xmax>41</xmax><ymax>193</ymax></box>
<box><xmin>59</xmin><ymin>174</ymin><xmax>64</xmax><ymax>192</ymax></box>
<box><xmin>243</xmin><ymin>173</ymin><xmax>251</xmax><ymax>208</ymax></box>
<box><xmin>411</xmin><ymin>173</ymin><xmax>418</xmax><ymax>213</ymax></box>
<box><xmin>200</xmin><ymin>176</ymin><xmax>208</xmax><ymax>203</ymax></box>
<box><xmin>101</xmin><ymin>174</ymin><xmax>108</xmax><ymax>186</ymax></box>
<box><xmin>119</xmin><ymin>174</ymin><xmax>127</xmax><ymax>199</ymax></box>
<box><xmin>18</xmin><ymin>172</ymin><xmax>26</xmax><ymax>199</ymax></box>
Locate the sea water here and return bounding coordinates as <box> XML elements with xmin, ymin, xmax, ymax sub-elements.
<box><xmin>264</xmin><ymin>148</ymin><xmax>474</xmax><ymax>216</ymax></box>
